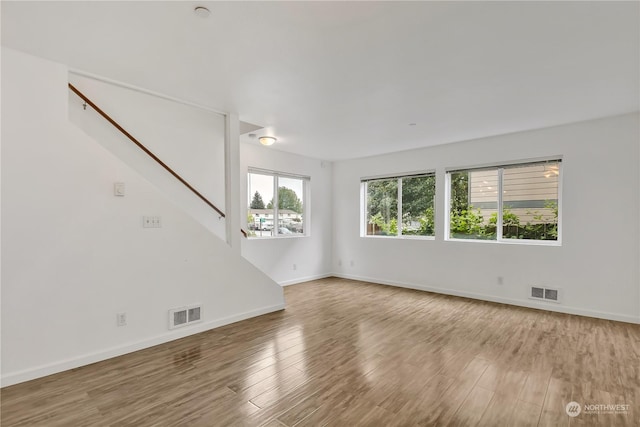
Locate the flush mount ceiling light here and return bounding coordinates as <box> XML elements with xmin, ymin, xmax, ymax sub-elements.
<box><xmin>194</xmin><ymin>6</ymin><xmax>211</xmax><ymax>18</ymax></box>
<box><xmin>259</xmin><ymin>136</ymin><xmax>277</xmax><ymax>146</ymax></box>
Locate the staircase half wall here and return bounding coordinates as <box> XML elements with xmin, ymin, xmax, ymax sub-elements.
<box><xmin>1</xmin><ymin>48</ymin><xmax>285</xmax><ymax>387</ymax></box>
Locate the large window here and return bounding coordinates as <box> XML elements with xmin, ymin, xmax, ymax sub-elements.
<box><xmin>247</xmin><ymin>169</ymin><xmax>308</xmax><ymax>238</ymax></box>
<box><xmin>362</xmin><ymin>173</ymin><xmax>436</xmax><ymax>237</ymax></box>
<box><xmin>447</xmin><ymin>160</ymin><xmax>561</xmax><ymax>242</ymax></box>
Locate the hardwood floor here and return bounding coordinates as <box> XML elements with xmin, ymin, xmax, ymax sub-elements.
<box><xmin>2</xmin><ymin>277</ymin><xmax>639</xmax><ymax>426</ymax></box>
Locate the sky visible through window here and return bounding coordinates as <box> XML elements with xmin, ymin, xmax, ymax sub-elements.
<box><xmin>248</xmin><ymin>173</ymin><xmax>303</xmax><ymax>208</ymax></box>
<box><xmin>248</xmin><ymin>173</ymin><xmax>274</xmax><ymax>207</ymax></box>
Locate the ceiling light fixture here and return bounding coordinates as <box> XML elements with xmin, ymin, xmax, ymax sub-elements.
<box><xmin>194</xmin><ymin>6</ymin><xmax>211</xmax><ymax>18</ymax></box>
<box><xmin>259</xmin><ymin>136</ymin><xmax>277</xmax><ymax>146</ymax></box>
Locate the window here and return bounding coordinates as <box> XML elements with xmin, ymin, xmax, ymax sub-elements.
<box><xmin>247</xmin><ymin>169</ymin><xmax>308</xmax><ymax>238</ymax></box>
<box><xmin>362</xmin><ymin>173</ymin><xmax>436</xmax><ymax>237</ymax></box>
<box><xmin>447</xmin><ymin>160</ymin><xmax>561</xmax><ymax>242</ymax></box>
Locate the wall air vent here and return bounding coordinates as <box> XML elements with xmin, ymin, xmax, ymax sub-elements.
<box><xmin>529</xmin><ymin>286</ymin><xmax>561</xmax><ymax>303</ymax></box>
<box><xmin>531</xmin><ymin>286</ymin><xmax>544</xmax><ymax>299</ymax></box>
<box><xmin>188</xmin><ymin>306</ymin><xmax>201</xmax><ymax>322</ymax></box>
<box><xmin>544</xmin><ymin>288</ymin><xmax>559</xmax><ymax>302</ymax></box>
<box><xmin>173</xmin><ymin>310</ymin><xmax>187</xmax><ymax>327</ymax></box>
<box><xmin>169</xmin><ymin>304</ymin><xmax>203</xmax><ymax>329</ymax></box>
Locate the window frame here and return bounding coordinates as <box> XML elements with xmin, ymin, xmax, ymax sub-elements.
<box><xmin>445</xmin><ymin>158</ymin><xmax>562</xmax><ymax>246</ymax></box>
<box><xmin>361</xmin><ymin>171</ymin><xmax>436</xmax><ymax>240</ymax></box>
<box><xmin>247</xmin><ymin>168</ymin><xmax>310</xmax><ymax>239</ymax></box>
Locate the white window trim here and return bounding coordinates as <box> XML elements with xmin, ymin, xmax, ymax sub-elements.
<box><xmin>445</xmin><ymin>159</ymin><xmax>562</xmax><ymax>246</ymax></box>
<box><xmin>444</xmin><ymin>155</ymin><xmax>563</xmax><ymax>173</ymax></box>
<box><xmin>247</xmin><ymin>168</ymin><xmax>310</xmax><ymax>239</ymax></box>
<box><xmin>361</xmin><ymin>171</ymin><xmax>436</xmax><ymax>240</ymax></box>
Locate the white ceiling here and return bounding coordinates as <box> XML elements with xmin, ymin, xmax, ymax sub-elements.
<box><xmin>2</xmin><ymin>1</ymin><xmax>638</xmax><ymax>161</ymax></box>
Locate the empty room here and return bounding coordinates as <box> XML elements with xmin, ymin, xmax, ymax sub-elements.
<box><xmin>1</xmin><ymin>1</ymin><xmax>639</xmax><ymax>426</ymax></box>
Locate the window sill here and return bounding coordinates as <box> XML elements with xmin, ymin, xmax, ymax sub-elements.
<box><xmin>361</xmin><ymin>235</ymin><xmax>436</xmax><ymax>241</ymax></box>
<box><xmin>247</xmin><ymin>234</ymin><xmax>309</xmax><ymax>240</ymax></box>
<box><xmin>446</xmin><ymin>237</ymin><xmax>561</xmax><ymax>247</ymax></box>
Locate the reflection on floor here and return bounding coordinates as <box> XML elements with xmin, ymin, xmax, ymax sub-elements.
<box><xmin>2</xmin><ymin>277</ymin><xmax>639</xmax><ymax>426</ymax></box>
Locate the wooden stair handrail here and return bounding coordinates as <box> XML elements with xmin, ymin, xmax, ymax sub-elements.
<box><xmin>69</xmin><ymin>83</ymin><xmax>225</xmax><ymax>218</ymax></box>
<box><xmin>69</xmin><ymin>83</ymin><xmax>248</xmax><ymax>238</ymax></box>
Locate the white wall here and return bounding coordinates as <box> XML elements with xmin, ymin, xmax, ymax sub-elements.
<box><xmin>240</xmin><ymin>144</ymin><xmax>333</xmax><ymax>286</ymax></box>
<box><xmin>2</xmin><ymin>45</ymin><xmax>637</xmax><ymax>391</ymax></box>
<box><xmin>1</xmin><ymin>48</ymin><xmax>284</xmax><ymax>386</ymax></box>
<box><xmin>333</xmin><ymin>113</ymin><xmax>640</xmax><ymax>323</ymax></box>
<box><xmin>68</xmin><ymin>73</ymin><xmax>227</xmax><ymax>240</ymax></box>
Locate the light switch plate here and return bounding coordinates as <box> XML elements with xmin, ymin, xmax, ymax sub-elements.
<box><xmin>143</xmin><ymin>216</ymin><xmax>162</xmax><ymax>228</ymax></box>
<box><xmin>114</xmin><ymin>182</ymin><xmax>125</xmax><ymax>196</ymax></box>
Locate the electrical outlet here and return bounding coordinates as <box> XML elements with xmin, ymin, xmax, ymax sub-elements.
<box><xmin>293</xmin><ymin>264</ymin><xmax>297</xmax><ymax>271</ymax></box>
<box><xmin>117</xmin><ymin>312</ymin><xmax>127</xmax><ymax>327</ymax></box>
<box><xmin>497</xmin><ymin>276</ymin><xmax>504</xmax><ymax>285</ymax></box>
<box><xmin>338</xmin><ymin>259</ymin><xmax>342</xmax><ymax>267</ymax></box>
<box><xmin>350</xmin><ymin>260</ymin><xmax>354</xmax><ymax>267</ymax></box>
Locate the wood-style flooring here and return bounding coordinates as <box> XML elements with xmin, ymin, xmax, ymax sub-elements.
<box><xmin>2</xmin><ymin>277</ymin><xmax>639</xmax><ymax>426</ymax></box>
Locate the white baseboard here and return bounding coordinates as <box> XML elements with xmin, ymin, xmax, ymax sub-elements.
<box><xmin>5</xmin><ymin>274</ymin><xmax>636</xmax><ymax>387</ymax></box>
<box><xmin>332</xmin><ymin>273</ymin><xmax>640</xmax><ymax>325</ymax></box>
<box><xmin>1</xmin><ymin>303</ymin><xmax>286</xmax><ymax>388</ymax></box>
<box><xmin>279</xmin><ymin>273</ymin><xmax>332</xmax><ymax>287</ymax></box>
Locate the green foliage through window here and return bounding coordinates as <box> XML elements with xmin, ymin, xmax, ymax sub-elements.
<box><xmin>250</xmin><ymin>191</ymin><xmax>265</xmax><ymax>209</ymax></box>
<box><xmin>448</xmin><ymin>161</ymin><xmax>560</xmax><ymax>241</ymax></box>
<box><xmin>364</xmin><ymin>174</ymin><xmax>435</xmax><ymax>237</ymax></box>
<box><xmin>267</xmin><ymin>186</ymin><xmax>303</xmax><ymax>213</ymax></box>
<box><xmin>247</xmin><ymin>171</ymin><xmax>307</xmax><ymax>238</ymax></box>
